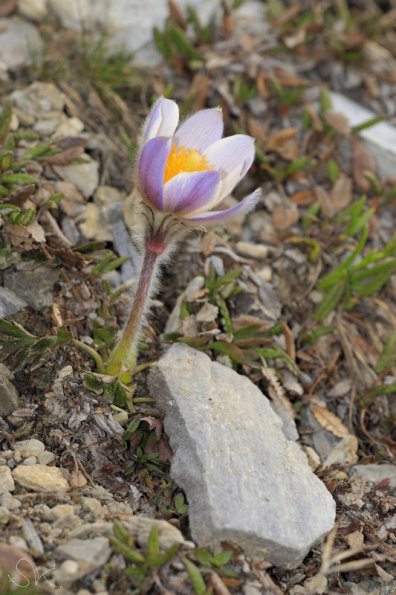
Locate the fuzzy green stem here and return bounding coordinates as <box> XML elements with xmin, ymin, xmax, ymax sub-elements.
<box><xmin>105</xmin><ymin>249</ymin><xmax>159</xmax><ymax>376</ymax></box>
<box><xmin>71</xmin><ymin>338</ymin><xmax>105</xmax><ymax>373</ymax></box>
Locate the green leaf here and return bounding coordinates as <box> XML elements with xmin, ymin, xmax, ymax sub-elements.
<box><xmin>313</xmin><ymin>279</ymin><xmax>346</xmax><ymax>320</ymax></box>
<box><xmin>156</xmin><ymin>542</ymin><xmax>180</xmax><ymax>567</ymax></box>
<box><xmin>210</xmin><ymin>341</ymin><xmax>246</xmax><ymax>364</ymax></box>
<box><xmin>352</xmin><ymin>115</ymin><xmax>384</xmax><ymax>133</ymax></box>
<box><xmin>123</xmin><ymin>415</ymin><xmax>142</xmax><ymax>441</ymax></box>
<box><xmin>147</xmin><ymin>525</ymin><xmax>161</xmax><ymax>566</ymax></box>
<box><xmin>0</xmin><ymin>103</ymin><xmax>12</xmax><ymax>142</ymax></box>
<box><xmin>212</xmin><ymin>549</ymin><xmax>232</xmax><ymax>568</ymax></box>
<box><xmin>110</xmin><ymin>537</ymin><xmax>145</xmax><ymax>564</ymax></box>
<box><xmin>319</xmin><ymin>225</ymin><xmax>368</xmax><ymax>289</ymax></box>
<box><xmin>183</xmin><ymin>558</ymin><xmax>207</xmax><ymax>595</ymax></box>
<box><xmin>195</xmin><ymin>548</ymin><xmax>213</xmax><ymax>567</ymax></box>
<box><xmin>168</xmin><ymin>23</ymin><xmax>202</xmax><ymax>62</ymax></box>
<box><xmin>1</xmin><ymin>173</ymin><xmax>38</xmax><ymax>185</ymax></box>
<box><xmin>112</xmin><ymin>519</ymin><xmax>130</xmax><ymax>543</ymax></box>
<box><xmin>375</xmin><ymin>332</ymin><xmax>396</xmax><ymax>374</ymax></box>
<box><xmin>319</xmin><ymin>88</ymin><xmax>332</xmax><ymax>113</ymax></box>
<box><xmin>327</xmin><ymin>159</ymin><xmax>340</xmax><ymax>183</ymax></box>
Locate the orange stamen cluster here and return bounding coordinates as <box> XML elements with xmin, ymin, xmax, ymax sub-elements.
<box><xmin>164</xmin><ymin>145</ymin><xmax>212</xmax><ymax>183</ymax></box>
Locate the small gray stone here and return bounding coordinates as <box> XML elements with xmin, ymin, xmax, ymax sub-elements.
<box><xmin>14</xmin><ymin>438</ymin><xmax>45</xmax><ymax>458</ymax></box>
<box><xmin>0</xmin><ymin>371</ymin><xmax>19</xmax><ymax>417</ymax></box>
<box><xmin>0</xmin><ymin>491</ymin><xmax>21</xmax><ymax>510</ymax></box>
<box><xmin>54</xmin><ymin>155</ymin><xmax>99</xmax><ymax>199</ymax></box>
<box><xmin>22</xmin><ymin>518</ymin><xmax>44</xmax><ymax>556</ymax></box>
<box><xmin>0</xmin><ymin>287</ymin><xmax>27</xmax><ymax>317</ymax></box>
<box><xmin>38</xmin><ymin>450</ymin><xmax>56</xmax><ymax>465</ymax></box>
<box><xmin>350</xmin><ymin>464</ymin><xmax>396</xmax><ymax>489</ymax></box>
<box><xmin>11</xmin><ymin>81</ymin><xmax>65</xmax><ymax>117</ymax></box>
<box><xmin>55</xmin><ymin>537</ymin><xmax>111</xmax><ymax>566</ymax></box>
<box><xmin>22</xmin><ymin>456</ymin><xmax>38</xmax><ymax>465</ymax></box>
<box><xmin>0</xmin><ymin>18</ymin><xmax>43</xmax><ymax>70</ymax></box>
<box><xmin>0</xmin><ymin>466</ymin><xmax>15</xmax><ymax>494</ymax></box>
<box><xmin>4</xmin><ymin>264</ymin><xmax>59</xmax><ymax>310</ymax></box>
<box><xmin>236</xmin><ymin>241</ymin><xmax>269</xmax><ymax>259</ymax></box>
<box><xmin>149</xmin><ymin>344</ymin><xmax>335</xmax><ymax>569</ymax></box>
<box><xmin>0</xmin><ymin>506</ymin><xmax>10</xmax><ymax>524</ymax></box>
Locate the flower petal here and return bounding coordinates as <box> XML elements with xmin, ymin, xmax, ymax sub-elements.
<box><xmin>173</xmin><ymin>108</ymin><xmax>224</xmax><ymax>151</ymax></box>
<box><xmin>183</xmin><ymin>188</ymin><xmax>262</xmax><ymax>223</ymax></box>
<box><xmin>143</xmin><ymin>97</ymin><xmax>179</xmax><ymax>143</ymax></box>
<box><xmin>138</xmin><ymin>136</ymin><xmax>171</xmax><ymax>210</ymax></box>
<box><xmin>192</xmin><ymin>135</ymin><xmax>255</xmax><ymax>211</ymax></box>
<box><xmin>163</xmin><ymin>170</ymin><xmax>220</xmax><ymax>214</ymax></box>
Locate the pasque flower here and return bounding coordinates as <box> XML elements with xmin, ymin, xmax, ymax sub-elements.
<box><xmin>138</xmin><ymin>97</ymin><xmax>260</xmax><ymax>231</ymax></box>
<box><xmin>105</xmin><ymin>97</ymin><xmax>261</xmax><ymax>376</ymax></box>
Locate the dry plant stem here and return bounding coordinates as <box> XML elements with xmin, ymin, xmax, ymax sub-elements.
<box><xmin>106</xmin><ymin>248</ymin><xmax>160</xmax><ymax>376</ymax></box>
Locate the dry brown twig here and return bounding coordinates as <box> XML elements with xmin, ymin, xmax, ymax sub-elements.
<box><xmin>304</xmin><ymin>525</ymin><xmax>380</xmax><ymax>594</ymax></box>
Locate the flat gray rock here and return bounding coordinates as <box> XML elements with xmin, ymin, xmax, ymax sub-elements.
<box><xmin>48</xmin><ymin>0</ymin><xmax>215</xmax><ymax>64</ymax></box>
<box><xmin>0</xmin><ymin>287</ymin><xmax>27</xmax><ymax>317</ymax></box>
<box><xmin>351</xmin><ymin>464</ymin><xmax>396</xmax><ymax>489</ymax></box>
<box><xmin>0</xmin><ymin>367</ymin><xmax>19</xmax><ymax>417</ymax></box>
<box><xmin>149</xmin><ymin>344</ymin><xmax>335</xmax><ymax>569</ymax></box>
<box><xmin>0</xmin><ymin>17</ymin><xmax>43</xmax><ymax>70</ymax></box>
<box><xmin>4</xmin><ymin>263</ymin><xmax>59</xmax><ymax>310</ymax></box>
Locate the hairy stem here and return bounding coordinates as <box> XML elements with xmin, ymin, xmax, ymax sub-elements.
<box><xmin>105</xmin><ymin>248</ymin><xmax>160</xmax><ymax>376</ymax></box>
<box><xmin>71</xmin><ymin>338</ymin><xmax>105</xmax><ymax>373</ymax></box>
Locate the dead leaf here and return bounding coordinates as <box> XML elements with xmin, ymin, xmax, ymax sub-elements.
<box><xmin>69</xmin><ymin>469</ymin><xmax>87</xmax><ymax>488</ymax></box>
<box><xmin>352</xmin><ymin>137</ymin><xmax>377</xmax><ymax>192</ymax></box>
<box><xmin>345</xmin><ymin>530</ymin><xmax>364</xmax><ymax>551</ymax></box>
<box><xmin>48</xmin><ymin>145</ymin><xmax>85</xmax><ymax>166</ymax></box>
<box><xmin>246</xmin><ymin>117</ymin><xmax>267</xmax><ymax>143</ymax></box>
<box><xmin>168</xmin><ymin>0</ymin><xmax>187</xmax><ymax>29</ymax></box>
<box><xmin>324</xmin><ymin>111</ymin><xmax>351</xmax><ymax>136</ymax></box>
<box><xmin>305</xmin><ymin>103</ymin><xmax>324</xmax><ymax>132</ymax></box>
<box><xmin>315</xmin><ymin>185</ymin><xmax>335</xmax><ymax>219</ymax></box>
<box><xmin>311</xmin><ymin>404</ymin><xmax>349</xmax><ymax>437</ymax></box>
<box><xmin>232</xmin><ymin>314</ymin><xmax>272</xmax><ymax>331</ymax></box>
<box><xmin>374</xmin><ymin>564</ymin><xmax>394</xmax><ymax>583</ymax></box>
<box><xmin>190</xmin><ymin>72</ymin><xmax>210</xmax><ymax>111</ymax></box>
<box><xmin>26</xmin><ymin>220</ymin><xmax>46</xmax><ymax>243</ymax></box>
<box><xmin>201</xmin><ymin>232</ymin><xmax>219</xmax><ymax>256</ymax></box>
<box><xmin>330</xmin><ymin>173</ymin><xmax>352</xmax><ymax>213</ymax></box>
<box><xmin>291</xmin><ymin>190</ymin><xmax>316</xmax><ymax>205</ymax></box>
<box><xmin>272</xmin><ymin>65</ymin><xmax>309</xmax><ymax>87</ymax></box>
<box><xmin>0</xmin><ymin>0</ymin><xmax>17</xmax><ymax>17</ymax></box>
<box><xmin>272</xmin><ymin>200</ymin><xmax>299</xmax><ymax>230</ymax></box>
<box><xmin>141</xmin><ymin>416</ymin><xmax>162</xmax><ymax>440</ymax></box>
<box><xmin>283</xmin><ymin>28</ymin><xmax>306</xmax><ymax>49</ymax></box>
<box><xmin>256</xmin><ymin>71</ymin><xmax>270</xmax><ymax>99</ymax></box>
<box><xmin>267</xmin><ymin>128</ymin><xmax>297</xmax><ymax>151</ymax></box>
<box><xmin>267</xmin><ymin>127</ymin><xmax>299</xmax><ymax>160</ymax></box>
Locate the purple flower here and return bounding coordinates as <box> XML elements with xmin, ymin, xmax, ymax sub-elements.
<box><xmin>137</xmin><ymin>97</ymin><xmax>261</xmax><ymax>224</ymax></box>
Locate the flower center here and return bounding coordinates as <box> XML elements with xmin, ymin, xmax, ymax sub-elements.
<box><xmin>164</xmin><ymin>146</ymin><xmax>212</xmax><ymax>183</ymax></box>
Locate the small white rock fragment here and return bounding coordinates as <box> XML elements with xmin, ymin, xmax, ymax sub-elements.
<box><xmin>22</xmin><ymin>456</ymin><xmax>38</xmax><ymax>466</ymax></box>
<box><xmin>54</xmin><ymin>156</ymin><xmax>99</xmax><ymax>199</ymax></box>
<box><xmin>0</xmin><ymin>491</ymin><xmax>21</xmax><ymax>509</ymax></box>
<box><xmin>0</xmin><ymin>466</ymin><xmax>15</xmax><ymax>494</ymax></box>
<box><xmin>236</xmin><ymin>241</ymin><xmax>268</xmax><ymax>259</ymax></box>
<box><xmin>12</xmin><ymin>464</ymin><xmax>69</xmax><ymax>493</ymax></box>
<box><xmin>38</xmin><ymin>451</ymin><xmax>56</xmax><ymax>465</ymax></box>
<box><xmin>14</xmin><ymin>438</ymin><xmax>45</xmax><ymax>458</ymax></box>
<box><xmin>55</xmin><ymin>537</ymin><xmax>111</xmax><ymax>566</ymax></box>
<box><xmin>18</xmin><ymin>0</ymin><xmax>48</xmax><ymax>20</ymax></box>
